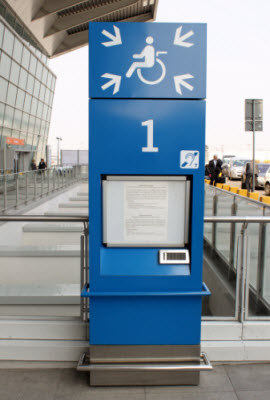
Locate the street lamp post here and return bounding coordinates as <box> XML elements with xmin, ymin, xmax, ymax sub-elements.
<box><xmin>56</xmin><ymin>137</ymin><xmax>62</xmax><ymax>167</ymax></box>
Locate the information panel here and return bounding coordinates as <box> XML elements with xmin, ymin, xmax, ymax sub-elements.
<box><xmin>103</xmin><ymin>176</ymin><xmax>189</xmax><ymax>247</ymax></box>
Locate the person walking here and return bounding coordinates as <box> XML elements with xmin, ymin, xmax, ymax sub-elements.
<box><xmin>38</xmin><ymin>158</ymin><xmax>47</xmax><ymax>170</ymax></box>
<box><xmin>31</xmin><ymin>159</ymin><xmax>37</xmax><ymax>171</ymax></box>
<box><xmin>208</xmin><ymin>154</ymin><xmax>223</xmax><ymax>186</ymax></box>
<box><xmin>245</xmin><ymin>162</ymin><xmax>258</xmax><ymax>192</ymax></box>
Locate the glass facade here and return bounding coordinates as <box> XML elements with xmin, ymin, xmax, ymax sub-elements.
<box><xmin>0</xmin><ymin>7</ymin><xmax>56</xmax><ymax>171</ymax></box>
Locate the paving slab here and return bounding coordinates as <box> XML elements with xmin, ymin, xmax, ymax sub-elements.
<box><xmin>224</xmin><ymin>363</ymin><xmax>270</xmax><ymax>391</ymax></box>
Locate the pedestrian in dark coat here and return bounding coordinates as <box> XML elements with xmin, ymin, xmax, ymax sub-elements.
<box><xmin>208</xmin><ymin>154</ymin><xmax>223</xmax><ymax>186</ymax></box>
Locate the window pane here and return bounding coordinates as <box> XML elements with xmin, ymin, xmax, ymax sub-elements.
<box><xmin>0</xmin><ymin>22</ymin><xmax>4</xmax><ymax>48</ymax></box>
<box><xmin>51</xmin><ymin>76</ymin><xmax>56</xmax><ymax>92</ymax></box>
<box><xmin>40</xmin><ymin>120</ymin><xmax>46</xmax><ymax>136</ymax></box>
<box><xmin>28</xmin><ymin>115</ymin><xmax>35</xmax><ymax>133</ymax></box>
<box><xmin>26</xmin><ymin>74</ymin><xmax>34</xmax><ymax>95</ymax></box>
<box><xmin>0</xmin><ymin>52</ymin><xmax>11</xmax><ymax>80</ymax></box>
<box><xmin>3</xmin><ymin>105</ymin><xmax>14</xmax><ymax>128</ymax></box>
<box><xmin>47</xmin><ymin>73</ymin><xmax>52</xmax><ymax>89</ymax></box>
<box><xmin>44</xmin><ymin>87</ymin><xmax>50</xmax><ymax>104</ymax></box>
<box><xmin>34</xmin><ymin>118</ymin><xmax>41</xmax><ymax>135</ymax></box>
<box><xmin>6</xmin><ymin>83</ymin><xmax>17</xmax><ymax>107</ymax></box>
<box><xmin>33</xmin><ymin>79</ymin><xmax>40</xmax><ymax>98</ymax></box>
<box><xmin>29</xmin><ymin>54</ymin><xmax>37</xmax><ymax>75</ymax></box>
<box><xmin>11</xmin><ymin>129</ymin><xmax>20</xmax><ymax>139</ymax></box>
<box><xmin>26</xmin><ymin>132</ymin><xmax>33</xmax><ymax>147</ymax></box>
<box><xmin>36</xmin><ymin>61</ymin><xmax>43</xmax><ymax>81</ymax></box>
<box><xmin>15</xmin><ymin>88</ymin><xmax>25</xmax><ymax>109</ymax></box>
<box><xmin>32</xmin><ymin>133</ymin><xmax>38</xmax><ymax>147</ymax></box>
<box><xmin>13</xmin><ymin>109</ymin><xmax>22</xmax><ymax>130</ymax></box>
<box><xmin>42</xmin><ymin>104</ymin><xmax>48</xmax><ymax>121</ymax></box>
<box><xmin>42</xmin><ymin>68</ymin><xmax>48</xmax><ymax>85</ymax></box>
<box><xmin>0</xmin><ymin>102</ymin><xmax>5</xmax><ymax>125</ymax></box>
<box><xmin>30</xmin><ymin>97</ymin><xmax>37</xmax><ymax>115</ymax></box>
<box><xmin>18</xmin><ymin>68</ymin><xmax>27</xmax><ymax>90</ymax></box>
<box><xmin>39</xmin><ymin>84</ymin><xmax>45</xmax><ymax>102</ymax></box>
<box><xmin>24</xmin><ymin>93</ymin><xmax>32</xmax><ymax>113</ymax></box>
<box><xmin>49</xmin><ymin>91</ymin><xmax>54</xmax><ymax>107</ymax></box>
<box><xmin>13</xmin><ymin>38</ymin><xmax>23</xmax><ymax>63</ymax></box>
<box><xmin>10</xmin><ymin>60</ymin><xmax>20</xmax><ymax>85</ymax></box>
<box><xmin>21</xmin><ymin>47</ymin><xmax>30</xmax><ymax>70</ymax></box>
<box><xmin>47</xmin><ymin>107</ymin><xmax>52</xmax><ymax>122</ymax></box>
<box><xmin>37</xmin><ymin>101</ymin><xmax>43</xmax><ymax>119</ymax></box>
<box><xmin>2</xmin><ymin>28</ymin><xmax>14</xmax><ymax>56</ymax></box>
<box><xmin>0</xmin><ymin>77</ymin><xmax>8</xmax><ymax>102</ymax></box>
<box><xmin>21</xmin><ymin>112</ymin><xmax>29</xmax><ymax>131</ymax></box>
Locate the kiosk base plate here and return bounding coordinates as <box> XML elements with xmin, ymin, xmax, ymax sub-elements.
<box><xmin>88</xmin><ymin>345</ymin><xmax>202</xmax><ymax>386</ymax></box>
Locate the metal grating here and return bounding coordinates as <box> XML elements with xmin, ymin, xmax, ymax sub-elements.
<box><xmin>67</xmin><ymin>1</ymin><xmax>153</xmax><ymax>35</ymax></box>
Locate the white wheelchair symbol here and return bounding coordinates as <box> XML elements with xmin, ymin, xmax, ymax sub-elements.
<box><xmin>126</xmin><ymin>36</ymin><xmax>167</xmax><ymax>85</ymax></box>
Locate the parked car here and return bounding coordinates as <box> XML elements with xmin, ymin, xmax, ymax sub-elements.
<box><xmin>264</xmin><ymin>167</ymin><xmax>270</xmax><ymax>195</ymax></box>
<box><xmin>228</xmin><ymin>158</ymin><xmax>251</xmax><ymax>180</ymax></box>
<box><xmin>221</xmin><ymin>155</ymin><xmax>236</xmax><ymax>177</ymax></box>
<box><xmin>241</xmin><ymin>162</ymin><xmax>267</xmax><ymax>189</ymax></box>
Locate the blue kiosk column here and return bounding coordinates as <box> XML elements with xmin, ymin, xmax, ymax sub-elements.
<box><xmin>82</xmin><ymin>22</ymin><xmax>210</xmax><ymax>386</ymax></box>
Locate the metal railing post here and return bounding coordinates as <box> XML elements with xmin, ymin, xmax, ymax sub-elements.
<box><xmin>25</xmin><ymin>173</ymin><xmax>29</xmax><ymax>204</ymax></box>
<box><xmin>257</xmin><ymin>217</ymin><xmax>267</xmax><ymax>309</ymax></box>
<box><xmin>3</xmin><ymin>175</ymin><xmax>7</xmax><ymax>211</ymax></box>
<box><xmin>80</xmin><ymin>234</ymin><xmax>85</xmax><ymax>321</ymax></box>
<box><xmin>15</xmin><ymin>174</ymin><xmax>19</xmax><ymax>208</ymax></box>
<box><xmin>34</xmin><ymin>171</ymin><xmax>37</xmax><ymax>200</ymax></box>
<box><xmin>47</xmin><ymin>170</ymin><xmax>50</xmax><ymax>194</ymax></box>
<box><xmin>53</xmin><ymin>169</ymin><xmax>56</xmax><ymax>191</ymax></box>
<box><xmin>229</xmin><ymin>195</ymin><xmax>237</xmax><ymax>278</ymax></box>
<box><xmin>212</xmin><ymin>191</ymin><xmax>218</xmax><ymax>248</ymax></box>
<box><xmin>237</xmin><ymin>222</ymin><xmax>249</xmax><ymax>322</ymax></box>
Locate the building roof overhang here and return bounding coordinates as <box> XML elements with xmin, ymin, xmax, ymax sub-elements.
<box><xmin>4</xmin><ymin>0</ymin><xmax>158</xmax><ymax>57</ymax></box>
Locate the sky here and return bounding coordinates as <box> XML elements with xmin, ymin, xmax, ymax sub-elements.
<box><xmin>48</xmin><ymin>0</ymin><xmax>270</xmax><ymax>158</ymax></box>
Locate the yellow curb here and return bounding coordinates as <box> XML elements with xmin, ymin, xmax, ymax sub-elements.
<box><xmin>205</xmin><ymin>180</ymin><xmax>210</xmax><ymax>184</ymax></box>
<box><xmin>222</xmin><ymin>184</ymin><xmax>230</xmax><ymax>191</ymax></box>
<box><xmin>229</xmin><ymin>187</ymin><xmax>238</xmax><ymax>193</ymax></box>
<box><xmin>237</xmin><ymin>189</ymin><xmax>248</xmax><ymax>196</ymax></box>
<box><xmin>248</xmin><ymin>192</ymin><xmax>259</xmax><ymax>201</ymax></box>
<box><xmin>260</xmin><ymin>196</ymin><xmax>270</xmax><ymax>204</ymax></box>
<box><xmin>215</xmin><ymin>183</ymin><xmax>223</xmax><ymax>188</ymax></box>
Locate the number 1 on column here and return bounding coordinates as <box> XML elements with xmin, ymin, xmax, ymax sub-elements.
<box><xmin>142</xmin><ymin>120</ymin><xmax>158</xmax><ymax>152</ymax></box>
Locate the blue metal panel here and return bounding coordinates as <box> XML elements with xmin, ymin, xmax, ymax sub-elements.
<box><xmin>89</xmin><ymin>22</ymin><xmax>206</xmax><ymax>99</ymax></box>
<box><xmin>90</xmin><ymin>296</ymin><xmax>203</xmax><ymax>345</ymax></box>
<box><xmin>88</xmin><ymin>100</ymin><xmax>205</xmax><ymax>296</ymax></box>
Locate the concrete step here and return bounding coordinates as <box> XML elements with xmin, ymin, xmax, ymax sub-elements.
<box><xmin>0</xmin><ymin>284</ymin><xmax>81</xmax><ymax>317</ymax></box>
<box><xmin>77</xmin><ymin>192</ymin><xmax>87</xmax><ymax>196</ymax></box>
<box><xmin>0</xmin><ymin>245</ymin><xmax>80</xmax><ymax>285</ymax></box>
<box><xmin>44</xmin><ymin>211</ymin><xmax>88</xmax><ymax>216</ymax></box>
<box><xmin>22</xmin><ymin>223</ymin><xmax>83</xmax><ymax>245</ymax></box>
<box><xmin>69</xmin><ymin>197</ymin><xmax>89</xmax><ymax>201</ymax></box>
<box><xmin>58</xmin><ymin>203</ymin><xmax>88</xmax><ymax>208</ymax></box>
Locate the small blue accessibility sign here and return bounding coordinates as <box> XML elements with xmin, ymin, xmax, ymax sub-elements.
<box><xmin>89</xmin><ymin>22</ymin><xmax>206</xmax><ymax>99</ymax></box>
<box><xmin>180</xmin><ymin>150</ymin><xmax>200</xmax><ymax>169</ymax></box>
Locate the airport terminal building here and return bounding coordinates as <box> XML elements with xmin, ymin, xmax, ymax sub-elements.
<box><xmin>0</xmin><ymin>1</ymin><xmax>56</xmax><ymax>172</ymax></box>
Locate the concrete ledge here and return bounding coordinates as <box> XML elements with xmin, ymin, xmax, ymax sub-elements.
<box><xmin>0</xmin><ymin>245</ymin><xmax>80</xmax><ymax>257</ymax></box>
<box><xmin>44</xmin><ymin>211</ymin><xmax>88</xmax><ymax>217</ymax></box>
<box><xmin>0</xmin><ymin>284</ymin><xmax>80</xmax><ymax>305</ymax></box>
<box><xmin>77</xmin><ymin>192</ymin><xmax>88</xmax><ymax>196</ymax></box>
<box><xmin>23</xmin><ymin>224</ymin><xmax>83</xmax><ymax>232</ymax></box>
<box><xmin>58</xmin><ymin>203</ymin><xmax>88</xmax><ymax>208</ymax></box>
<box><xmin>69</xmin><ymin>197</ymin><xmax>89</xmax><ymax>201</ymax></box>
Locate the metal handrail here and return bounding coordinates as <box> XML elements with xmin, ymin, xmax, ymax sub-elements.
<box><xmin>205</xmin><ymin>184</ymin><xmax>270</xmax><ymax>208</ymax></box>
<box><xmin>204</xmin><ymin>216</ymin><xmax>270</xmax><ymax>223</ymax></box>
<box><xmin>0</xmin><ymin>215</ymin><xmax>88</xmax><ymax>222</ymax></box>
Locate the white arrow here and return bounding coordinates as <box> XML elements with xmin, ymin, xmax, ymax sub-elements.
<box><xmin>174</xmin><ymin>74</ymin><xmax>194</xmax><ymax>95</ymax></box>
<box><xmin>174</xmin><ymin>26</ymin><xmax>194</xmax><ymax>47</ymax></box>
<box><xmin>101</xmin><ymin>25</ymin><xmax>122</xmax><ymax>47</ymax></box>
<box><xmin>101</xmin><ymin>74</ymin><xmax>121</xmax><ymax>95</ymax></box>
